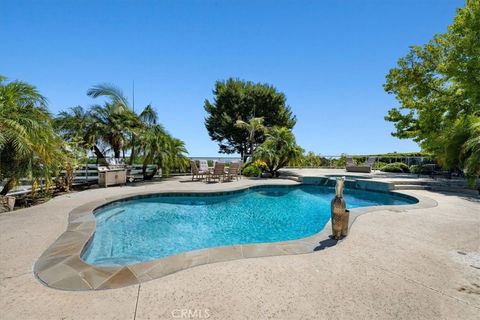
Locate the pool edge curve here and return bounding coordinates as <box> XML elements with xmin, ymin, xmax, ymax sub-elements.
<box><xmin>33</xmin><ymin>182</ymin><xmax>436</xmax><ymax>291</ymax></box>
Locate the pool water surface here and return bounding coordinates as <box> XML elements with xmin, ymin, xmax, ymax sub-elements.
<box><xmin>82</xmin><ymin>185</ymin><xmax>416</xmax><ymax>266</ymax></box>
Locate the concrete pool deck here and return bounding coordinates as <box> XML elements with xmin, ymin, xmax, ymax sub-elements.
<box><xmin>1</xmin><ymin>173</ymin><xmax>479</xmax><ymax>319</ymax></box>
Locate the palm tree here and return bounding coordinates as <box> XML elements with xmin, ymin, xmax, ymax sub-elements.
<box><xmin>0</xmin><ymin>76</ymin><xmax>70</xmax><ymax>195</ymax></box>
<box><xmin>88</xmin><ymin>103</ymin><xmax>138</xmax><ymax>159</ymax></box>
<box><xmin>86</xmin><ymin>83</ymin><xmax>130</xmax><ymax>108</ymax></box>
<box><xmin>86</xmin><ymin>84</ymin><xmax>160</xmax><ymax>162</ymax></box>
<box><xmin>54</xmin><ymin>106</ymin><xmax>106</xmax><ymax>160</ymax></box>
<box><xmin>129</xmin><ymin>104</ymin><xmax>158</xmax><ymax>165</ymax></box>
<box><xmin>137</xmin><ymin>124</ymin><xmax>167</xmax><ymax>179</ymax></box>
<box><xmin>235</xmin><ymin>117</ymin><xmax>266</xmax><ymax>161</ymax></box>
<box><xmin>55</xmin><ymin>82</ymin><xmax>191</xmax><ymax>174</ymax></box>
<box><xmin>137</xmin><ymin>125</ymin><xmax>189</xmax><ymax>179</ymax></box>
<box><xmin>163</xmin><ymin>137</ymin><xmax>189</xmax><ymax>174</ymax></box>
<box><xmin>254</xmin><ymin>126</ymin><xmax>303</xmax><ymax>176</ymax></box>
<box><xmin>87</xmin><ymin>84</ymin><xmax>136</xmax><ymax>159</ymax></box>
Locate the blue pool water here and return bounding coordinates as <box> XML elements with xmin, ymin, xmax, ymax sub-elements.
<box><xmin>82</xmin><ymin>185</ymin><xmax>416</xmax><ymax>266</ymax></box>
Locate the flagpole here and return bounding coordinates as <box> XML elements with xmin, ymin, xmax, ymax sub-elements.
<box><xmin>132</xmin><ymin>80</ymin><xmax>135</xmax><ymax>112</ymax></box>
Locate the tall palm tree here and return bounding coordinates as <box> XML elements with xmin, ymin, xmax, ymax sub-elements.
<box><xmin>235</xmin><ymin>117</ymin><xmax>266</xmax><ymax>161</ymax></box>
<box><xmin>86</xmin><ymin>84</ymin><xmax>160</xmax><ymax>162</ymax></box>
<box><xmin>0</xmin><ymin>76</ymin><xmax>70</xmax><ymax>195</ymax></box>
<box><xmin>62</xmin><ymin>82</ymin><xmax>191</xmax><ymax>173</ymax></box>
<box><xmin>87</xmin><ymin>84</ymin><xmax>136</xmax><ymax>159</ymax></box>
<box><xmin>88</xmin><ymin>103</ymin><xmax>138</xmax><ymax>158</ymax></box>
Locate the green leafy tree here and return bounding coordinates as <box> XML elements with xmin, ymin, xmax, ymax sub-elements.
<box><xmin>0</xmin><ymin>76</ymin><xmax>71</xmax><ymax>195</ymax></box>
<box><xmin>464</xmin><ymin>117</ymin><xmax>480</xmax><ymax>178</ymax></box>
<box><xmin>254</xmin><ymin>127</ymin><xmax>303</xmax><ymax>176</ymax></box>
<box><xmin>204</xmin><ymin>78</ymin><xmax>296</xmax><ymax>161</ymax></box>
<box><xmin>384</xmin><ymin>0</ymin><xmax>480</xmax><ymax>179</ymax></box>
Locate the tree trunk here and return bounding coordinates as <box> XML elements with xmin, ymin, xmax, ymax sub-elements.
<box><xmin>92</xmin><ymin>145</ymin><xmax>108</xmax><ymax>165</ymax></box>
<box><xmin>240</xmin><ymin>145</ymin><xmax>244</xmax><ymax>163</ymax></box>
<box><xmin>114</xmin><ymin>149</ymin><xmax>121</xmax><ymax>159</ymax></box>
<box><xmin>0</xmin><ymin>177</ymin><xmax>17</xmax><ymax>196</ymax></box>
<box><xmin>241</xmin><ymin>142</ymin><xmax>248</xmax><ymax>163</ymax></box>
<box><xmin>142</xmin><ymin>163</ymin><xmax>157</xmax><ymax>180</ymax></box>
<box><xmin>129</xmin><ymin>144</ymin><xmax>136</xmax><ymax>165</ymax></box>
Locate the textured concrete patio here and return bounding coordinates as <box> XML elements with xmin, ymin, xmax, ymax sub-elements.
<box><xmin>1</xmin><ymin>173</ymin><xmax>479</xmax><ymax>319</ymax></box>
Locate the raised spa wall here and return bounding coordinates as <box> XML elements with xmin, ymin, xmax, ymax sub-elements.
<box><xmin>301</xmin><ymin>176</ymin><xmax>393</xmax><ymax>193</ymax></box>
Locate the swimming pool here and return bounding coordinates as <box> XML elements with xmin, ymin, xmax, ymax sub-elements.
<box><xmin>82</xmin><ymin>185</ymin><xmax>416</xmax><ymax>266</ymax></box>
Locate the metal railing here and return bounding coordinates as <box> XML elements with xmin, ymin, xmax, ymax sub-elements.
<box><xmin>286</xmin><ymin>155</ymin><xmax>436</xmax><ymax>169</ymax></box>
<box><xmin>3</xmin><ymin>155</ymin><xmax>437</xmax><ymax>196</ymax></box>
<box><xmin>4</xmin><ymin>163</ymin><xmax>161</xmax><ymax>197</ymax></box>
<box><xmin>3</xmin><ymin>156</ymin><xmax>243</xmax><ymax>196</ymax></box>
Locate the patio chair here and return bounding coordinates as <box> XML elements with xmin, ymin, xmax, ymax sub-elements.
<box><xmin>190</xmin><ymin>161</ymin><xmax>208</xmax><ymax>181</ymax></box>
<box><xmin>345</xmin><ymin>156</ymin><xmax>376</xmax><ymax>173</ymax></box>
<box><xmin>225</xmin><ymin>162</ymin><xmax>240</xmax><ymax>181</ymax></box>
<box><xmin>206</xmin><ymin>162</ymin><xmax>225</xmax><ymax>183</ymax></box>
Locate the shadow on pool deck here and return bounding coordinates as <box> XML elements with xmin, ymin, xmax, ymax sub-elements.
<box><xmin>314</xmin><ymin>237</ymin><xmax>339</xmax><ymax>251</ymax></box>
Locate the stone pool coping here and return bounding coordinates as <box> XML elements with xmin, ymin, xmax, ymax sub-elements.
<box><xmin>34</xmin><ymin>182</ymin><xmax>438</xmax><ymax>291</ymax></box>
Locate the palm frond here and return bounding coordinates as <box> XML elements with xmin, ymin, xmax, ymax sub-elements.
<box><xmin>87</xmin><ymin>83</ymin><xmax>130</xmax><ymax>108</ymax></box>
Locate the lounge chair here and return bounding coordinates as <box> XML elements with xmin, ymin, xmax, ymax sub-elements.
<box><xmin>206</xmin><ymin>162</ymin><xmax>225</xmax><ymax>183</ymax></box>
<box><xmin>366</xmin><ymin>156</ymin><xmax>376</xmax><ymax>168</ymax></box>
<box><xmin>199</xmin><ymin>160</ymin><xmax>209</xmax><ymax>172</ymax></box>
<box><xmin>345</xmin><ymin>156</ymin><xmax>376</xmax><ymax>173</ymax></box>
<box><xmin>190</xmin><ymin>161</ymin><xmax>208</xmax><ymax>181</ymax></box>
<box><xmin>225</xmin><ymin>162</ymin><xmax>240</xmax><ymax>181</ymax></box>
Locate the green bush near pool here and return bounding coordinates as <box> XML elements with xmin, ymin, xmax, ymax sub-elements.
<box><xmin>380</xmin><ymin>162</ymin><xmax>411</xmax><ymax>173</ymax></box>
<box><xmin>242</xmin><ymin>164</ymin><xmax>261</xmax><ymax>177</ymax></box>
<box><xmin>410</xmin><ymin>164</ymin><xmax>434</xmax><ymax>175</ymax></box>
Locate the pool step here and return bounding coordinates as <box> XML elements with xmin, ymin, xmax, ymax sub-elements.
<box><xmin>283</xmin><ymin>175</ymin><xmax>303</xmax><ymax>182</ymax></box>
<box><xmin>393</xmin><ymin>184</ymin><xmax>432</xmax><ymax>190</ymax></box>
<box><xmin>390</xmin><ymin>180</ymin><xmax>430</xmax><ymax>185</ymax></box>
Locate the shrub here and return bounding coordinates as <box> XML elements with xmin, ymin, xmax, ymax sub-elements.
<box><xmin>372</xmin><ymin>161</ymin><xmax>388</xmax><ymax>170</ymax></box>
<box><xmin>242</xmin><ymin>164</ymin><xmax>261</xmax><ymax>177</ymax></box>
<box><xmin>253</xmin><ymin>160</ymin><xmax>268</xmax><ymax>171</ymax></box>
<box><xmin>410</xmin><ymin>164</ymin><xmax>433</xmax><ymax>175</ymax></box>
<box><xmin>380</xmin><ymin>162</ymin><xmax>411</xmax><ymax>173</ymax></box>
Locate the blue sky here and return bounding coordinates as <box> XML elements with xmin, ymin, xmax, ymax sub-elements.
<box><xmin>1</xmin><ymin>0</ymin><xmax>463</xmax><ymax>157</ymax></box>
